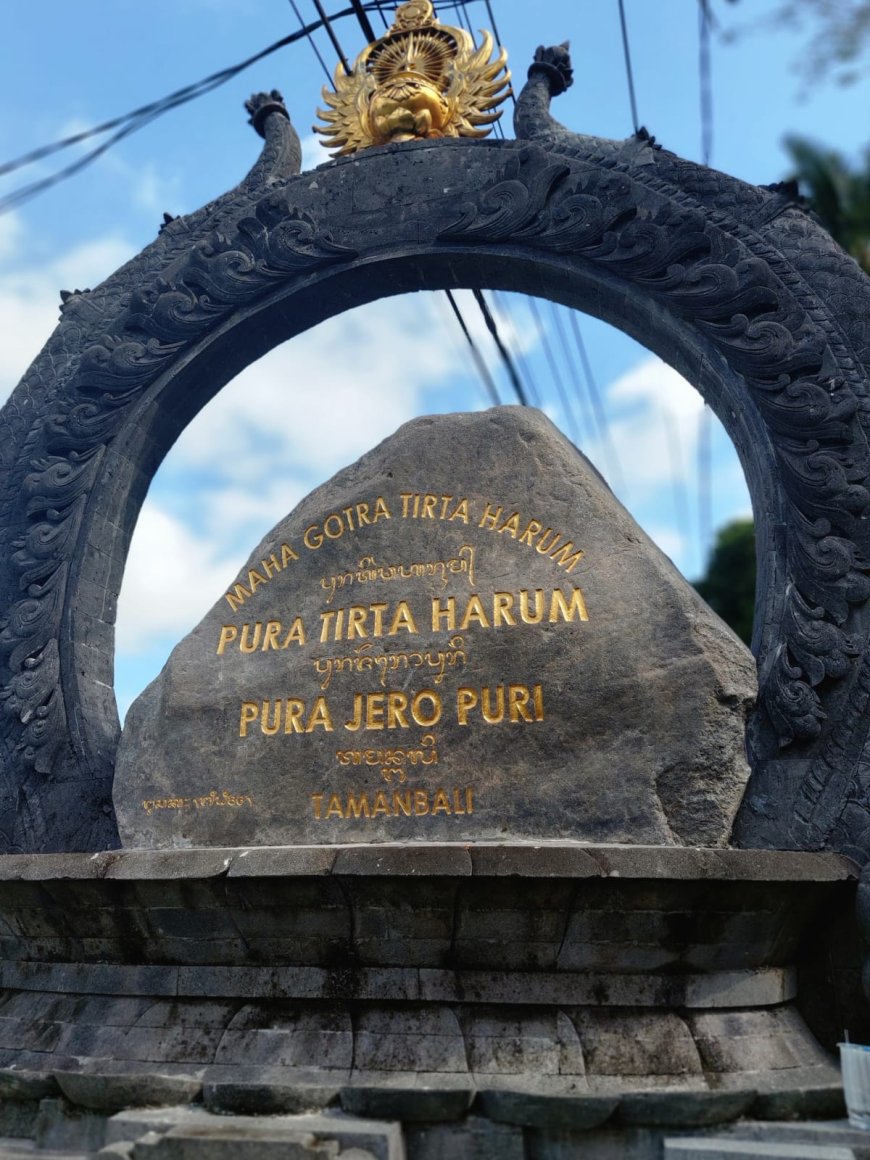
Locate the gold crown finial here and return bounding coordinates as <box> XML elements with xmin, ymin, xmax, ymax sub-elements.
<box><xmin>314</xmin><ymin>1</ymin><xmax>511</xmax><ymax>157</ymax></box>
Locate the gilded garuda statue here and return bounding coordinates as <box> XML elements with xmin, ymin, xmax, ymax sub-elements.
<box><xmin>314</xmin><ymin>0</ymin><xmax>511</xmax><ymax>156</ymax></box>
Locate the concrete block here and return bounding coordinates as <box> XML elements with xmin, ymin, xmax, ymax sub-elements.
<box><xmin>664</xmin><ymin>1140</ymin><xmax>856</xmax><ymax>1158</ymax></box>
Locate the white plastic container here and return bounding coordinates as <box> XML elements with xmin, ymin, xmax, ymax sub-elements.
<box><xmin>839</xmin><ymin>1042</ymin><xmax>870</xmax><ymax>1128</ymax></box>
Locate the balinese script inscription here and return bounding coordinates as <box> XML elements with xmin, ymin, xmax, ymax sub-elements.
<box><xmin>223</xmin><ymin>493</ymin><xmax>585</xmax><ymax>612</ymax></box>
<box><xmin>142</xmin><ymin>790</ymin><xmax>254</xmax><ymax>814</ymax></box>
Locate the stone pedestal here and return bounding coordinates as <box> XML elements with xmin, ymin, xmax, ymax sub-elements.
<box><xmin>0</xmin><ymin>845</ymin><xmax>857</xmax><ymax>1156</ymax></box>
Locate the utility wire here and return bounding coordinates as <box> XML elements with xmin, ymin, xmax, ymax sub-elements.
<box><xmin>350</xmin><ymin>0</ymin><xmax>378</xmax><ymax>43</ymax></box>
<box><xmin>445</xmin><ymin>291</ymin><xmax>502</xmax><ymax>407</ymax></box>
<box><xmin>473</xmin><ymin>290</ymin><xmax>528</xmax><ymax>406</ymax></box>
<box><xmin>617</xmin><ymin>0</ymin><xmax>640</xmax><ymax>132</ymax></box>
<box><xmin>492</xmin><ymin>292</ymin><xmax>542</xmax><ymax>408</ymax></box>
<box><xmin>549</xmin><ymin>303</ymin><xmax>594</xmax><ymax>445</ymax></box>
<box><xmin>311</xmin><ymin>0</ymin><xmax>352</xmax><ymax>72</ymax></box>
<box><xmin>698</xmin><ymin>0</ymin><xmax>713</xmax><ymax>166</ymax></box>
<box><xmin>527</xmin><ymin>298</ymin><xmax>581</xmax><ymax>442</ymax></box>
<box><xmin>289</xmin><ymin>0</ymin><xmax>335</xmax><ymax>83</ymax></box>
<box><xmin>567</xmin><ymin>312</ymin><xmax>627</xmax><ymax>496</ymax></box>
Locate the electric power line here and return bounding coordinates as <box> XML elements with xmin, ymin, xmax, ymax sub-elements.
<box><xmin>617</xmin><ymin>0</ymin><xmax>640</xmax><ymax>133</ymax></box>
<box><xmin>698</xmin><ymin>0</ymin><xmax>713</xmax><ymax>166</ymax></box>
<box><xmin>444</xmin><ymin>291</ymin><xmax>502</xmax><ymax>407</ymax></box>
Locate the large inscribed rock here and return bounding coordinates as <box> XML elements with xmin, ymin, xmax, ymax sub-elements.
<box><xmin>114</xmin><ymin>408</ymin><xmax>756</xmax><ymax>848</ymax></box>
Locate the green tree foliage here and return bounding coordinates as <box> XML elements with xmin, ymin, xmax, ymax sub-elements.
<box><xmin>784</xmin><ymin>136</ymin><xmax>870</xmax><ymax>273</ymax></box>
<box><xmin>694</xmin><ymin>518</ymin><xmax>756</xmax><ymax>645</ymax></box>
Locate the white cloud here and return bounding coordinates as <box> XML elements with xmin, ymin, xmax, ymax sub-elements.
<box><xmin>598</xmin><ymin>355</ymin><xmax>706</xmax><ymax>490</ymax></box>
<box><xmin>0</xmin><ymin>215</ymin><xmax>135</xmax><ymax>407</ymax></box>
<box><xmin>300</xmin><ymin>132</ymin><xmax>333</xmax><ymax>173</ymax></box>
<box><xmin>115</xmin><ymin>504</ymin><xmax>245</xmax><ymax>653</ymax></box>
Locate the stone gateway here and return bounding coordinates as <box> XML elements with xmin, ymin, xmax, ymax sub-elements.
<box><xmin>114</xmin><ymin>408</ymin><xmax>756</xmax><ymax>848</ymax></box>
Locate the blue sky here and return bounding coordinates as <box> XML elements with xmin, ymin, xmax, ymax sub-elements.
<box><xmin>1</xmin><ymin>0</ymin><xmax>869</xmax><ymax>718</ymax></box>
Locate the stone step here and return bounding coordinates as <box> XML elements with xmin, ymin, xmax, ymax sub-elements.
<box><xmin>665</xmin><ymin>1139</ymin><xmax>856</xmax><ymax>1159</ymax></box>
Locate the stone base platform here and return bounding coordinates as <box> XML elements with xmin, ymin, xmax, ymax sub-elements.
<box><xmin>0</xmin><ymin>844</ymin><xmax>859</xmax><ymax>1157</ymax></box>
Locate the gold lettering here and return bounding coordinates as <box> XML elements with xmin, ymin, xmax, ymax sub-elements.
<box><xmin>281</xmin><ymin>617</ymin><xmax>306</xmax><ymax>648</ymax></box>
<box><xmin>536</xmin><ymin>528</ymin><xmax>560</xmax><ymax>555</ymax></box>
<box><xmin>312</xmin><ymin>793</ymin><xmax>324</xmax><ymax>820</ymax></box>
<box><xmin>457</xmin><ymin>687</ymin><xmax>478</xmax><ymax>725</ymax></box>
<box><xmin>281</xmin><ymin>543</ymin><xmax>299</xmax><ymax>567</ymax></box>
<box><xmin>460</xmin><ymin>595</ymin><xmax>490</xmax><ymax>630</ymax></box>
<box><xmin>493</xmin><ymin>592</ymin><xmax>516</xmax><ymax>626</ymax></box>
<box><xmin>326</xmin><ymin>794</ymin><xmax>344</xmax><ymax>819</ymax></box>
<box><xmin>387</xmin><ymin>692</ymin><xmax>410</xmax><ymax>729</ymax></box>
<box><xmin>372</xmin><ymin>791</ymin><xmax>391</xmax><ymax>817</ymax></box>
<box><xmin>433</xmin><ymin>789</ymin><xmax>451</xmax><ymax>814</ymax></box>
<box><xmin>549</xmin><ymin>587</ymin><xmax>590</xmax><ymax>623</ymax></box>
<box><xmin>345</xmin><ymin>695</ymin><xmax>363</xmax><ymax>732</ymax></box>
<box><xmin>414</xmin><ymin>789</ymin><xmax>430</xmax><ymax>815</ymax></box>
<box><xmin>432</xmin><ymin>596</ymin><xmax>456</xmax><ymax>631</ymax></box>
<box><xmin>356</xmin><ymin>502</ymin><xmax>371</xmax><ymax>527</ymax></box>
<box><xmin>248</xmin><ymin>568</ymin><xmax>267</xmax><ymax>592</ymax></box>
<box><xmin>393</xmin><ymin>790</ymin><xmax>412</xmax><ymax>816</ymax></box>
<box><xmin>479</xmin><ymin>502</ymin><xmax>503</xmax><ymax>530</ymax></box>
<box><xmin>373</xmin><ymin>496</ymin><xmax>392</xmax><ymax>522</ymax></box>
<box><xmin>520</xmin><ymin>589</ymin><xmax>545</xmax><ymax>624</ymax></box>
<box><xmin>508</xmin><ymin>684</ymin><xmax>533</xmax><ymax>723</ymax></box>
<box><xmin>261</xmin><ymin>699</ymin><xmax>281</xmax><ymax>735</ymax></box>
<box><xmin>448</xmin><ymin>498</ymin><xmax>469</xmax><ymax>523</ymax></box>
<box><xmin>304</xmin><ymin>524</ymin><xmax>324</xmax><ymax>550</ymax></box>
<box><xmin>412</xmin><ymin>690</ymin><xmax>442</xmax><ymax>727</ymax></box>
<box><xmin>226</xmin><ymin>582</ymin><xmax>252</xmax><ymax>612</ymax></box>
<box><xmin>324</xmin><ymin>514</ymin><xmax>344</xmax><ymax>540</ymax></box>
<box><xmin>534</xmin><ymin>683</ymin><xmax>545</xmax><ymax>720</ymax></box>
<box><xmin>347</xmin><ymin>606</ymin><xmax>368</xmax><ymax>639</ymax></box>
<box><xmin>400</xmin><ymin>493</ymin><xmax>413</xmax><ymax>518</ymax></box>
<box><xmin>550</xmin><ymin>542</ymin><xmax>584</xmax><ymax>571</ymax></box>
<box><xmin>482</xmin><ymin>685</ymin><xmax>505</xmax><ymax>724</ymax></box>
<box><xmin>240</xmin><ymin>622</ymin><xmax>262</xmax><ymax>653</ymax></box>
<box><xmin>262</xmin><ymin>620</ymin><xmax>282</xmax><ymax>650</ymax></box>
<box><xmin>452</xmin><ymin>788</ymin><xmax>466</xmax><ymax>815</ymax></box>
<box><xmin>239</xmin><ymin>701</ymin><xmax>258</xmax><ymax>737</ymax></box>
<box><xmin>389</xmin><ymin>600</ymin><xmax>418</xmax><ymax>635</ymax></box>
<box><xmin>519</xmin><ymin>519</ymin><xmax>542</xmax><ymax>546</ymax></box>
<box><xmin>306</xmin><ymin>697</ymin><xmax>334</xmax><ymax>732</ymax></box>
<box><xmin>366</xmin><ymin>693</ymin><xmax>385</xmax><ymax>730</ymax></box>
<box><xmin>439</xmin><ymin>494</ymin><xmax>453</xmax><ymax>519</ymax></box>
<box><xmin>217</xmin><ymin>625</ymin><xmax>237</xmax><ymax>654</ymax></box>
<box><xmin>260</xmin><ymin>553</ymin><xmax>282</xmax><ymax>580</ymax></box>
<box><xmin>467</xmin><ymin>787</ymin><xmax>474</xmax><ymax>814</ymax></box>
<box><xmin>421</xmin><ymin>494</ymin><xmax>438</xmax><ymax>518</ymax></box>
<box><xmin>498</xmin><ymin>512</ymin><xmax>521</xmax><ymax>538</ymax></box>
<box><xmin>346</xmin><ymin>792</ymin><xmax>370</xmax><ymax>818</ymax></box>
<box><xmin>371</xmin><ymin>603</ymin><xmax>389</xmax><ymax>637</ymax></box>
<box><xmin>285</xmin><ymin>699</ymin><xmax>305</xmax><ymax>734</ymax></box>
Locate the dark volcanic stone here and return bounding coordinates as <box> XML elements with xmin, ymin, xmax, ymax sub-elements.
<box><xmin>114</xmin><ymin>408</ymin><xmax>755</xmax><ymax>849</ymax></box>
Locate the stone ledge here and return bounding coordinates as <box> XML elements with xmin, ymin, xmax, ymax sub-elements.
<box><xmin>0</xmin><ymin>962</ymin><xmax>798</xmax><ymax>1008</ymax></box>
<box><xmin>0</xmin><ymin>845</ymin><xmax>856</xmax><ymax>883</ymax></box>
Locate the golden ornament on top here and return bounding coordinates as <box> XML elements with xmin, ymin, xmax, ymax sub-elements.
<box><xmin>314</xmin><ymin>0</ymin><xmax>511</xmax><ymax>157</ymax></box>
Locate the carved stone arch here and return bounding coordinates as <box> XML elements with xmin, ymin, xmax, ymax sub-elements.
<box><xmin>2</xmin><ymin>114</ymin><xmax>870</xmax><ymax>854</ymax></box>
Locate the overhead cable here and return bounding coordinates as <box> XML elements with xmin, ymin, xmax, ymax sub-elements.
<box><xmin>492</xmin><ymin>292</ymin><xmax>542</xmax><ymax>408</ymax></box>
<box><xmin>288</xmin><ymin>0</ymin><xmax>335</xmax><ymax>83</ymax></box>
<box><xmin>473</xmin><ymin>290</ymin><xmax>529</xmax><ymax>406</ymax></box>
<box><xmin>444</xmin><ymin>292</ymin><xmax>502</xmax><ymax>407</ymax></box>
<box><xmin>526</xmin><ymin>298</ymin><xmax>581</xmax><ymax>442</ymax></box>
<box><xmin>698</xmin><ymin>0</ymin><xmax>713</xmax><ymax>166</ymax></box>
<box><xmin>617</xmin><ymin>0</ymin><xmax>640</xmax><ymax>132</ymax></box>
<box><xmin>567</xmin><ymin>313</ymin><xmax>627</xmax><ymax>496</ymax></box>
